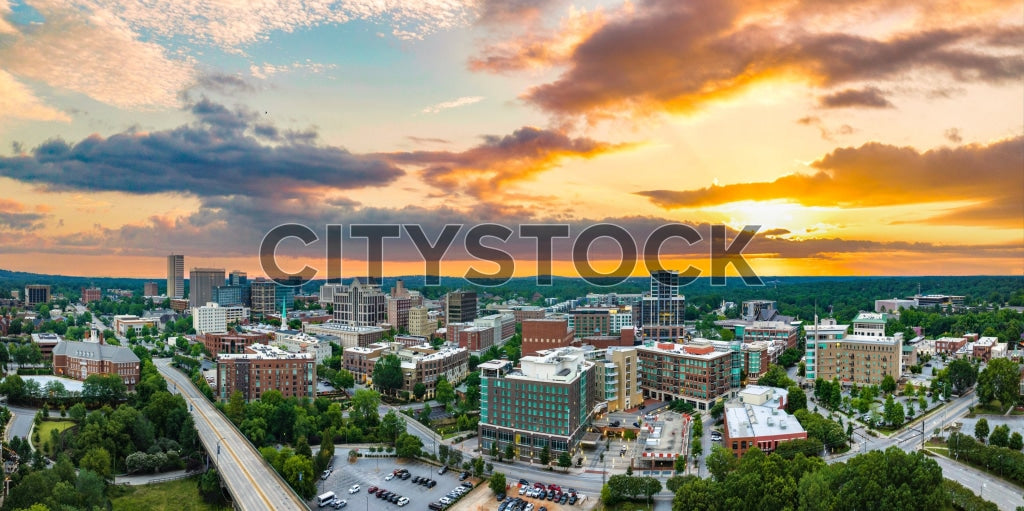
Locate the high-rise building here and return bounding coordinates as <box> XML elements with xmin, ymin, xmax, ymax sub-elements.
<box><xmin>600</xmin><ymin>347</ymin><xmax>643</xmax><ymax>412</ymax></box>
<box><xmin>229</xmin><ymin>270</ymin><xmax>248</xmax><ymax>286</ymax></box>
<box><xmin>807</xmin><ymin>313</ymin><xmax>903</xmax><ymax>386</ymax></box>
<box><xmin>407</xmin><ymin>306</ymin><xmax>435</xmax><ymax>338</ymax></box>
<box><xmin>803</xmin><ymin>317</ymin><xmax>848</xmax><ymax>381</ymax></box>
<box><xmin>143</xmin><ymin>282</ymin><xmax>159</xmax><ymax>297</ymax></box>
<box><xmin>189</xmin><ymin>268</ymin><xmax>225</xmax><ymax>309</ymax></box>
<box><xmin>636</xmin><ymin>270</ymin><xmax>686</xmax><ymax>341</ymax></box>
<box><xmin>446</xmin><ymin>290</ymin><xmax>478</xmax><ymax>324</ymax></box>
<box><xmin>332</xmin><ymin>278</ymin><xmax>386</xmax><ymax>327</ymax></box>
<box><xmin>166</xmin><ymin>254</ymin><xmax>184</xmax><ymax>299</ymax></box>
<box><xmin>478</xmin><ymin>347</ymin><xmax>599</xmax><ymax>463</ymax></box>
<box><xmin>193</xmin><ymin>302</ymin><xmax>229</xmax><ymax>334</ymax></box>
<box><xmin>250</xmin><ymin>278</ymin><xmax>277</xmax><ymax>316</ymax></box>
<box><xmin>81</xmin><ymin>287</ymin><xmax>102</xmax><ymax>303</ymax></box>
<box><xmin>24</xmin><ymin>285</ymin><xmax>51</xmax><ymax>307</ymax></box>
<box><xmin>211</xmin><ymin>285</ymin><xmax>244</xmax><ymax>307</ymax></box>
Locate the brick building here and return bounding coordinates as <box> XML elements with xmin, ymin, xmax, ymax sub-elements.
<box><xmin>521</xmin><ymin>318</ymin><xmax>575</xmax><ymax>355</ymax></box>
<box><xmin>637</xmin><ymin>341</ymin><xmax>733</xmax><ymax>411</ymax></box>
<box><xmin>81</xmin><ymin>287</ymin><xmax>102</xmax><ymax>304</ymax></box>
<box><xmin>52</xmin><ymin>340</ymin><xmax>141</xmax><ymax>391</ymax></box>
<box><xmin>216</xmin><ymin>344</ymin><xmax>316</xmax><ymax>402</ymax></box>
<box><xmin>199</xmin><ymin>329</ymin><xmax>271</xmax><ymax>355</ymax></box>
<box><xmin>343</xmin><ymin>342</ymin><xmax>469</xmax><ymax>398</ymax></box>
<box><xmin>723</xmin><ymin>386</ymin><xmax>807</xmax><ymax>457</ymax></box>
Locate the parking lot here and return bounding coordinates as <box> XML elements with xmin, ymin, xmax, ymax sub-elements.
<box><xmin>314</xmin><ymin>452</ymin><xmax>478</xmax><ymax>510</ymax></box>
<box><xmin>452</xmin><ymin>478</ymin><xmax>589</xmax><ymax>511</ymax></box>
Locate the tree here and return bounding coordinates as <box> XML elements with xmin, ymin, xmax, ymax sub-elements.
<box><xmin>974</xmin><ymin>418</ymin><xmax>989</xmax><ymax>442</ymax></box>
<box><xmin>435</xmin><ymin>376</ymin><xmax>455</xmax><ymax>409</ymax></box>
<box><xmin>675</xmin><ymin>455</ymin><xmax>687</xmax><ymax>474</ymax></box>
<box><xmin>758</xmin><ymin>365</ymin><xmax>794</xmax><ymax>389</ymax></box>
<box><xmin>80</xmin><ymin>447</ymin><xmax>112</xmax><ymax>479</ymax></box>
<box><xmin>977</xmin><ymin>358</ymin><xmax>1020</xmax><ymax>407</ymax></box>
<box><xmin>472</xmin><ymin>456</ymin><xmax>485</xmax><ymax>477</ymax></box>
<box><xmin>538</xmin><ymin>444</ymin><xmax>551</xmax><ymax>466</ymax></box>
<box><xmin>349</xmin><ymin>388</ymin><xmax>381</xmax><ymax>428</ymax></box>
<box><xmin>880</xmin><ymin>374</ymin><xmax>897</xmax><ymax>395</ymax></box>
<box><xmin>413</xmin><ymin>382</ymin><xmax>427</xmax><ymax>401</ymax></box>
<box><xmin>333</xmin><ymin>369</ymin><xmax>355</xmax><ymax>390</ymax></box>
<box><xmin>883</xmin><ymin>395</ymin><xmax>904</xmax><ymax>428</ymax></box>
<box><xmin>710</xmin><ymin>400</ymin><xmax>725</xmax><ymax>421</ymax></box>
<box><xmin>706</xmin><ymin>445</ymin><xmax>737</xmax><ymax>482</ymax></box>
<box><xmin>557</xmin><ymin>451</ymin><xmax>572</xmax><ymax>472</ymax></box>
<box><xmin>489</xmin><ymin>472</ymin><xmax>507</xmax><ymax>494</ymax></box>
<box><xmin>798</xmin><ymin>361</ymin><xmax>806</xmax><ymax>378</ymax></box>
<box><xmin>226</xmin><ymin>390</ymin><xmax>245</xmax><ymax>424</ymax></box>
<box><xmin>395</xmin><ymin>433</ymin><xmax>423</xmax><ymax>459</ymax></box>
<box><xmin>504</xmin><ymin>443</ymin><xmax>516</xmax><ymax>462</ymax></box>
<box><xmin>380</xmin><ymin>410</ymin><xmax>407</xmax><ymax>444</ymax></box>
<box><xmin>372</xmin><ymin>354</ymin><xmax>404</xmax><ymax>396</ymax></box>
<box><xmin>786</xmin><ymin>386</ymin><xmax>807</xmax><ymax>414</ymax></box>
<box><xmin>1008</xmin><ymin>431</ymin><xmax>1023</xmax><ymax>451</ymax></box>
<box><xmin>948</xmin><ymin>358</ymin><xmax>979</xmax><ymax>394</ymax></box>
<box><xmin>989</xmin><ymin>424</ymin><xmax>1010</xmax><ymax>447</ymax></box>
<box><xmin>282</xmin><ymin>454</ymin><xmax>316</xmax><ymax>498</ymax></box>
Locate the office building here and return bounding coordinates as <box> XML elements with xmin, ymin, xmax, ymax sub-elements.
<box><xmin>636</xmin><ymin>270</ymin><xmax>686</xmax><ymax>341</ymax></box>
<box><xmin>408</xmin><ymin>306</ymin><xmax>436</xmax><ymax>338</ymax></box>
<box><xmin>112</xmin><ymin>315</ymin><xmax>158</xmax><ymax>336</ymax></box>
<box><xmin>199</xmin><ymin>329</ymin><xmax>271</xmax><ymax>356</ymax></box>
<box><xmin>509</xmin><ymin>306</ymin><xmax>546</xmax><ymax>325</ymax></box>
<box><xmin>31</xmin><ymin>333</ymin><xmax>63</xmax><ymax>359</ymax></box>
<box><xmin>303</xmin><ymin>320</ymin><xmax>387</xmax><ymax>348</ymax></box>
<box><xmin>875</xmin><ymin>298</ymin><xmax>917</xmax><ymax>314</ymax></box>
<box><xmin>723</xmin><ymin>386</ymin><xmax>807</xmax><ymax>457</ymax></box>
<box><xmin>52</xmin><ymin>340</ymin><xmax>141</xmax><ymax>391</ymax></box>
<box><xmin>250</xmin><ymin>278</ymin><xmax>277</xmax><ymax>315</ymax></box>
<box><xmin>912</xmin><ymin>294</ymin><xmax>965</xmax><ymax>310</ymax></box>
<box><xmin>216</xmin><ymin>344</ymin><xmax>316</xmax><ymax>402</ymax></box>
<box><xmin>473</xmin><ymin>313</ymin><xmax>516</xmax><ymax>347</ymax></box>
<box><xmin>637</xmin><ymin>341</ymin><xmax>733</xmax><ymax>411</ymax></box>
<box><xmin>167</xmin><ymin>254</ymin><xmax>185</xmax><ymax>299</ymax></box>
<box><xmin>229</xmin><ymin>270</ymin><xmax>248</xmax><ymax>286</ymax></box>
<box><xmin>521</xmin><ymin>318</ymin><xmax>575</xmax><ymax>355</ymax></box>
<box><xmin>274</xmin><ymin>331</ymin><xmax>333</xmax><ymax>365</ymax></box>
<box><xmin>570</xmin><ymin>306</ymin><xmax>633</xmax><ymax>338</ymax></box>
<box><xmin>738</xmin><ymin>321</ymin><xmax>800</xmax><ymax>350</ymax></box>
<box><xmin>189</xmin><ymin>268</ymin><xmax>225</xmax><ymax>309</ymax></box>
<box><xmin>24</xmin><ymin>285</ymin><xmax>51</xmax><ymax>307</ymax></box>
<box><xmin>211</xmin><ymin>285</ymin><xmax>245</xmax><ymax>307</ymax></box>
<box><xmin>478</xmin><ymin>347</ymin><xmax>599</xmax><ymax>462</ymax></box>
<box><xmin>332</xmin><ymin>278</ymin><xmax>386</xmax><ymax>327</ymax></box>
<box><xmin>600</xmin><ymin>347</ymin><xmax>643</xmax><ymax>412</ymax></box>
<box><xmin>143</xmin><ymin>282</ymin><xmax>159</xmax><ymax>297</ymax></box>
<box><xmin>81</xmin><ymin>287</ymin><xmax>101</xmax><ymax>304</ymax></box>
<box><xmin>193</xmin><ymin>302</ymin><xmax>229</xmax><ymax>334</ymax></box>
<box><xmin>446</xmin><ymin>290</ymin><xmax>478</xmax><ymax>324</ymax></box>
<box><xmin>343</xmin><ymin>342</ymin><xmax>469</xmax><ymax>397</ymax></box>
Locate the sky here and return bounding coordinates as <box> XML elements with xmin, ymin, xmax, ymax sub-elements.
<box><xmin>0</xmin><ymin>0</ymin><xmax>1021</xmax><ymax>280</ymax></box>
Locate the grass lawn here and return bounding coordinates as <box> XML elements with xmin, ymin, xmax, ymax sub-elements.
<box><xmin>32</xmin><ymin>420</ymin><xmax>76</xmax><ymax>454</ymax></box>
<box><xmin>111</xmin><ymin>477</ymin><xmax>231</xmax><ymax>511</ymax></box>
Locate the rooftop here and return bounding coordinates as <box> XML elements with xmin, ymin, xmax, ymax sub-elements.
<box><xmin>726</xmin><ymin>400</ymin><xmax>805</xmax><ymax>440</ymax></box>
<box><xmin>853</xmin><ymin>312</ymin><xmax>888</xmax><ymax>324</ymax></box>
<box><xmin>53</xmin><ymin>340</ymin><xmax>140</xmax><ymax>364</ymax></box>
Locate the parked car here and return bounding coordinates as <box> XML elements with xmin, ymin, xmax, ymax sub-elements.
<box><xmin>368</xmin><ymin>486</ymin><xmax>378</xmax><ymax>494</ymax></box>
<box><xmin>400</xmin><ymin>472</ymin><xmax>411</xmax><ymax>480</ymax></box>
<box><xmin>385</xmin><ymin>473</ymin><xmax>395</xmax><ymax>481</ymax></box>
<box><xmin>334</xmin><ymin>499</ymin><xmax>347</xmax><ymax>509</ymax></box>
<box><xmin>427</xmin><ymin>480</ymin><xmax>437</xmax><ymax>488</ymax></box>
<box><xmin>412</xmin><ymin>476</ymin><xmax>421</xmax><ymax>483</ymax></box>
<box><xmin>496</xmin><ymin>493</ymin><xmax>506</xmax><ymax>502</ymax></box>
<box><xmin>632</xmin><ymin>422</ymin><xmax>641</xmax><ymax>428</ymax></box>
<box><xmin>518</xmin><ymin>479</ymin><xmax>529</xmax><ymax>486</ymax></box>
<box><xmin>461</xmin><ymin>482</ymin><xmax>474</xmax><ymax>489</ymax></box>
<box><xmin>438</xmin><ymin>466</ymin><xmax>448</xmax><ymax>475</ymax></box>
<box><xmin>609</xmin><ymin>420</ymin><xmax>621</xmax><ymax>427</ymax></box>
<box><xmin>459</xmin><ymin>471</ymin><xmax>470</xmax><ymax>481</ymax></box>
<box><xmin>398</xmin><ymin>497</ymin><xmax>409</xmax><ymax>507</ymax></box>
<box><xmin>348</xmin><ymin>485</ymin><xmax>360</xmax><ymax>494</ymax></box>
<box><xmin>322</xmin><ymin>469</ymin><xmax>332</xmax><ymax>480</ymax></box>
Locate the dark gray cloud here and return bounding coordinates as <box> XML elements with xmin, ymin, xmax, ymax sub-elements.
<box><xmin>819</xmin><ymin>87</ymin><xmax>893</xmax><ymax>108</ymax></box>
<box><xmin>0</xmin><ymin>211</ymin><xmax>45</xmax><ymax>231</ymax></box>
<box><xmin>0</xmin><ymin>98</ymin><xmax>404</xmax><ymax>199</ymax></box>
<box><xmin>194</xmin><ymin>72</ymin><xmax>256</xmax><ymax>94</ymax></box>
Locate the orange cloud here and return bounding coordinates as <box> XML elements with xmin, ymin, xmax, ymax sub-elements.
<box><xmin>637</xmin><ymin>136</ymin><xmax>1024</xmax><ymax>227</ymax></box>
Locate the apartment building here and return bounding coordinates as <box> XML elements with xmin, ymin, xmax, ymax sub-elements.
<box><xmin>478</xmin><ymin>347</ymin><xmax>599</xmax><ymax>462</ymax></box>
<box><xmin>143</xmin><ymin>282</ymin><xmax>159</xmax><ymax>297</ymax></box>
<box><xmin>739</xmin><ymin>321</ymin><xmax>801</xmax><ymax>350</ymax></box>
<box><xmin>216</xmin><ymin>344</ymin><xmax>316</xmax><ymax>402</ymax></box>
<box><xmin>600</xmin><ymin>347</ymin><xmax>643</xmax><ymax>412</ymax></box>
<box><xmin>193</xmin><ymin>302</ymin><xmax>228</xmax><ymax>334</ymax></box>
<box><xmin>811</xmin><ymin>332</ymin><xmax>904</xmax><ymax>386</ymax></box>
<box><xmin>343</xmin><ymin>342</ymin><xmax>469</xmax><ymax>398</ymax></box>
<box><xmin>250</xmin><ymin>278</ymin><xmax>277</xmax><ymax>316</ymax></box>
<box><xmin>81</xmin><ymin>287</ymin><xmax>102</xmax><ymax>304</ymax></box>
<box><xmin>407</xmin><ymin>306</ymin><xmax>436</xmax><ymax>338</ymax></box>
<box><xmin>637</xmin><ymin>341</ymin><xmax>733</xmax><ymax>411</ymax></box>
<box><xmin>52</xmin><ymin>340</ymin><xmax>141</xmax><ymax>391</ymax></box>
<box><xmin>275</xmin><ymin>331</ymin><xmax>333</xmax><ymax>365</ymax></box>
<box><xmin>723</xmin><ymin>386</ymin><xmax>807</xmax><ymax>457</ymax></box>
<box><xmin>803</xmin><ymin>318</ymin><xmax>849</xmax><ymax>381</ymax></box>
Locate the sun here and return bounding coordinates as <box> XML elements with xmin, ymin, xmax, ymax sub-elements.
<box><xmin>711</xmin><ymin>200</ymin><xmax>825</xmax><ymax>234</ymax></box>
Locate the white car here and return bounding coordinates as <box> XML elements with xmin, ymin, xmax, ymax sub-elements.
<box><xmin>348</xmin><ymin>485</ymin><xmax>360</xmax><ymax>494</ymax></box>
<box><xmin>385</xmin><ymin>474</ymin><xmax>395</xmax><ymax>481</ymax></box>
<box><xmin>518</xmin><ymin>487</ymin><xmax>526</xmax><ymax>495</ymax></box>
<box><xmin>397</xmin><ymin>497</ymin><xmax>410</xmax><ymax>507</ymax></box>
<box><xmin>439</xmin><ymin>498</ymin><xmax>452</xmax><ymax>505</ymax></box>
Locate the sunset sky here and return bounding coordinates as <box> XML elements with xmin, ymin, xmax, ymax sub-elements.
<box><xmin>0</xmin><ymin>0</ymin><xmax>1021</xmax><ymax>280</ymax></box>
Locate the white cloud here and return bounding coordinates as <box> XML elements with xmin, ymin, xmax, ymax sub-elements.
<box><xmin>83</xmin><ymin>0</ymin><xmax>476</xmax><ymax>48</ymax></box>
<box><xmin>250</xmin><ymin>60</ymin><xmax>338</xmax><ymax>80</ymax></box>
<box><xmin>0</xmin><ymin>0</ymin><xmax>195</xmax><ymax>109</ymax></box>
<box><xmin>421</xmin><ymin>95</ymin><xmax>485</xmax><ymax>114</ymax></box>
<box><xmin>0</xmin><ymin>69</ymin><xmax>71</xmax><ymax>122</ymax></box>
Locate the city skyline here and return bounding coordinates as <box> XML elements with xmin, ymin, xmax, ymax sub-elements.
<box><xmin>0</xmin><ymin>0</ymin><xmax>1021</xmax><ymax>278</ymax></box>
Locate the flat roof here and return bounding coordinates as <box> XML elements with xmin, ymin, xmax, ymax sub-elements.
<box><xmin>726</xmin><ymin>403</ymin><xmax>805</xmax><ymax>439</ymax></box>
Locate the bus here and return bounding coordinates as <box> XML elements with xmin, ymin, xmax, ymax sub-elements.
<box><xmin>317</xmin><ymin>491</ymin><xmax>337</xmax><ymax>507</ymax></box>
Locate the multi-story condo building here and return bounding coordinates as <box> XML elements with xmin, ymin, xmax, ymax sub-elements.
<box><xmin>852</xmin><ymin>312</ymin><xmax>888</xmax><ymax>337</ymax></box>
<box><xmin>474</xmin><ymin>313</ymin><xmax>516</xmax><ymax>346</ymax></box>
<box><xmin>332</xmin><ymin>278</ymin><xmax>386</xmax><ymax>327</ymax></box>
<box><xmin>446</xmin><ymin>290</ymin><xmax>478</xmax><ymax>324</ymax></box>
<box><xmin>521</xmin><ymin>318</ymin><xmax>575</xmax><ymax>355</ymax></box>
<box><xmin>199</xmin><ymin>329</ymin><xmax>271</xmax><ymax>355</ymax></box>
<box><xmin>166</xmin><ymin>254</ymin><xmax>184</xmax><ymax>299</ymax></box>
<box><xmin>143</xmin><ymin>282</ymin><xmax>159</xmax><ymax>297</ymax></box>
<box><xmin>81</xmin><ymin>287</ymin><xmax>102</xmax><ymax>304</ymax></box>
<box><xmin>600</xmin><ymin>347</ymin><xmax>643</xmax><ymax>412</ymax></box>
<box><xmin>808</xmin><ymin>314</ymin><xmax>903</xmax><ymax>386</ymax></box>
<box><xmin>408</xmin><ymin>306</ymin><xmax>435</xmax><ymax>338</ymax></box>
<box><xmin>189</xmin><ymin>268</ymin><xmax>225</xmax><ymax>309</ymax></box>
<box><xmin>250</xmin><ymin>278</ymin><xmax>277</xmax><ymax>316</ymax></box>
<box><xmin>274</xmin><ymin>331</ymin><xmax>333</xmax><ymax>365</ymax></box>
<box><xmin>478</xmin><ymin>347</ymin><xmax>599</xmax><ymax>462</ymax></box>
<box><xmin>636</xmin><ymin>270</ymin><xmax>686</xmax><ymax>341</ymax></box>
<box><xmin>570</xmin><ymin>306</ymin><xmax>634</xmax><ymax>338</ymax></box>
<box><xmin>739</xmin><ymin>321</ymin><xmax>800</xmax><ymax>350</ymax></box>
<box><xmin>52</xmin><ymin>340</ymin><xmax>141</xmax><ymax>391</ymax></box>
<box><xmin>112</xmin><ymin>315</ymin><xmax>159</xmax><ymax>336</ymax></box>
<box><xmin>637</xmin><ymin>341</ymin><xmax>732</xmax><ymax>411</ymax></box>
<box><xmin>193</xmin><ymin>302</ymin><xmax>230</xmax><ymax>334</ymax></box>
<box><xmin>723</xmin><ymin>386</ymin><xmax>807</xmax><ymax>457</ymax></box>
<box><xmin>343</xmin><ymin>342</ymin><xmax>469</xmax><ymax>398</ymax></box>
<box><xmin>24</xmin><ymin>285</ymin><xmax>51</xmax><ymax>307</ymax></box>
<box><xmin>303</xmin><ymin>320</ymin><xmax>386</xmax><ymax>348</ymax></box>
<box><xmin>216</xmin><ymin>344</ymin><xmax>316</xmax><ymax>402</ymax></box>
<box><xmin>803</xmin><ymin>317</ymin><xmax>849</xmax><ymax>381</ymax></box>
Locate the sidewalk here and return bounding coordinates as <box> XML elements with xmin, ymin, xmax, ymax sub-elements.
<box><xmin>113</xmin><ymin>469</ymin><xmax>194</xmax><ymax>486</ymax></box>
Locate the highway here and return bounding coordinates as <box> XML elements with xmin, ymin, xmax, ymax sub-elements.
<box><xmin>155</xmin><ymin>359</ymin><xmax>309</xmax><ymax>511</ymax></box>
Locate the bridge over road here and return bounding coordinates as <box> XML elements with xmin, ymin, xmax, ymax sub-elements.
<box><xmin>155</xmin><ymin>358</ymin><xmax>309</xmax><ymax>511</ymax></box>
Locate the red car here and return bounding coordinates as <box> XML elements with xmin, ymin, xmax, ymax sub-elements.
<box><xmin>368</xmin><ymin>486</ymin><xmax>378</xmax><ymax>494</ymax></box>
<box><xmin>547</xmin><ymin>484</ymin><xmax>561</xmax><ymax>492</ymax></box>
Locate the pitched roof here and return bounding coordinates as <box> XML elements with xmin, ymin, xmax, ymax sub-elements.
<box><xmin>53</xmin><ymin>341</ymin><xmax>140</xmax><ymax>364</ymax></box>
